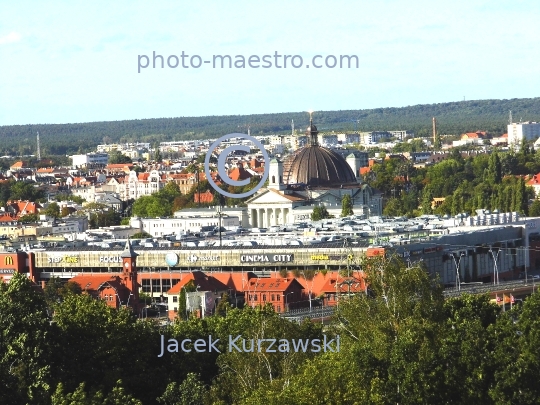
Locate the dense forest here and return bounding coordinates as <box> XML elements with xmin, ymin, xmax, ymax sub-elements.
<box><xmin>2</xmin><ymin>97</ymin><xmax>540</xmax><ymax>156</ymax></box>
<box><xmin>3</xmin><ymin>255</ymin><xmax>540</xmax><ymax>405</ymax></box>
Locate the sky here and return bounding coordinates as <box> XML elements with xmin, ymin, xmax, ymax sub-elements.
<box><xmin>1</xmin><ymin>0</ymin><xmax>540</xmax><ymax>126</ymax></box>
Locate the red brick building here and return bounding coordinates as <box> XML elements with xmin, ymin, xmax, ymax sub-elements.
<box><xmin>245</xmin><ymin>277</ymin><xmax>304</xmax><ymax>313</ymax></box>
<box><xmin>318</xmin><ymin>276</ymin><xmax>366</xmax><ymax>307</ymax></box>
<box><xmin>69</xmin><ymin>240</ymin><xmax>140</xmax><ymax>310</ymax></box>
<box><xmin>69</xmin><ymin>274</ymin><xmax>128</xmax><ymax>308</ymax></box>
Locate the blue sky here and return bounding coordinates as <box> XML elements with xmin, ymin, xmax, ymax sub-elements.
<box><xmin>1</xmin><ymin>0</ymin><xmax>540</xmax><ymax>126</ymax></box>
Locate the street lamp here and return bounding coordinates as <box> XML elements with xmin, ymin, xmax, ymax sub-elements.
<box><xmin>489</xmin><ymin>246</ymin><xmax>500</xmax><ymax>285</ymax></box>
<box><xmin>452</xmin><ymin>252</ymin><xmax>466</xmax><ymax>291</ymax></box>
<box><xmin>216</xmin><ymin>205</ymin><xmax>224</xmax><ymax>248</ymax></box>
<box><xmin>284</xmin><ymin>292</ymin><xmax>294</xmax><ymax>312</ymax></box>
<box><xmin>126</xmin><ymin>292</ymin><xmax>134</xmax><ymax>308</ymax></box>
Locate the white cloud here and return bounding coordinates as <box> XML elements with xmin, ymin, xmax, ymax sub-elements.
<box><xmin>0</xmin><ymin>32</ymin><xmax>22</xmax><ymax>45</ymax></box>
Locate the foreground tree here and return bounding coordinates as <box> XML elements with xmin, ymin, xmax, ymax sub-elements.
<box><xmin>0</xmin><ymin>273</ymin><xmax>51</xmax><ymax>404</ymax></box>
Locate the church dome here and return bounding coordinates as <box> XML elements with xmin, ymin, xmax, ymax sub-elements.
<box><xmin>282</xmin><ymin>113</ymin><xmax>357</xmax><ymax>188</ymax></box>
<box><xmin>284</xmin><ymin>145</ymin><xmax>357</xmax><ymax>187</ymax></box>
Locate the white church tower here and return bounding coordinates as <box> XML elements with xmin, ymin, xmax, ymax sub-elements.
<box><xmin>346</xmin><ymin>153</ymin><xmax>362</xmax><ymax>183</ymax></box>
<box><xmin>268</xmin><ymin>158</ymin><xmax>286</xmax><ymax>191</ymax></box>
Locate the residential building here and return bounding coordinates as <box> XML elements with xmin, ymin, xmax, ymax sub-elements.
<box><xmin>508</xmin><ymin>122</ymin><xmax>540</xmax><ymax>146</ymax></box>
<box><xmin>127</xmin><ymin>170</ymin><xmax>165</xmax><ymax>199</ymax></box>
<box><xmin>71</xmin><ymin>153</ymin><xmax>109</xmax><ymax>169</ymax></box>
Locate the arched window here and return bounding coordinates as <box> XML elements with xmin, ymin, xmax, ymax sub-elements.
<box><xmin>272</xmin><ymin>175</ymin><xmax>276</xmax><ymax>183</ymax></box>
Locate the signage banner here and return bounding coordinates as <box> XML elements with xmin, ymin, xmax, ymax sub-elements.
<box><xmin>240</xmin><ymin>254</ymin><xmax>294</xmax><ymax>263</ymax></box>
<box><xmin>311</xmin><ymin>254</ymin><xmax>343</xmax><ymax>261</ymax></box>
<box><xmin>186</xmin><ymin>254</ymin><xmax>220</xmax><ymax>263</ymax></box>
<box><xmin>48</xmin><ymin>255</ymin><xmax>80</xmax><ymax>264</ymax></box>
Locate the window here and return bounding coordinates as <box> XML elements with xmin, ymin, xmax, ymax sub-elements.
<box><xmin>174</xmin><ymin>307</ymin><xmax>177</xmax><ymax>312</ymax></box>
<box><xmin>262</xmin><ymin>294</ymin><xmax>266</xmax><ymax>301</ymax></box>
<box><xmin>254</xmin><ymin>294</ymin><xmax>258</xmax><ymax>301</ymax></box>
<box><xmin>277</xmin><ymin>306</ymin><xmax>281</xmax><ymax>312</ymax></box>
<box><xmin>173</xmin><ymin>296</ymin><xmax>178</xmax><ymax>303</ymax></box>
<box><xmin>271</xmin><ymin>294</ymin><xmax>275</xmax><ymax>301</ymax></box>
<box><xmin>277</xmin><ymin>295</ymin><xmax>280</xmax><ymax>301</ymax></box>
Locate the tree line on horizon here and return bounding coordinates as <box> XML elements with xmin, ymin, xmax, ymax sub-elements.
<box><xmin>2</xmin><ymin>97</ymin><xmax>540</xmax><ymax>156</ymax></box>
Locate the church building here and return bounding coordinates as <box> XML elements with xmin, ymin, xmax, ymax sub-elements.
<box><xmin>247</xmin><ymin>113</ymin><xmax>381</xmax><ymax>227</ymax></box>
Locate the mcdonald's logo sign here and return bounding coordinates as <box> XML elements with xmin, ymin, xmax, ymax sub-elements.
<box><xmin>4</xmin><ymin>256</ymin><xmax>13</xmax><ymax>266</ymax></box>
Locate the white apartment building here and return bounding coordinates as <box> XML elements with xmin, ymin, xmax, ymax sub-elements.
<box><xmin>388</xmin><ymin>130</ymin><xmax>414</xmax><ymax>141</ymax></box>
<box><xmin>101</xmin><ymin>177</ymin><xmax>129</xmax><ymax>201</ymax></box>
<box><xmin>127</xmin><ymin>170</ymin><xmax>165</xmax><ymax>200</ymax></box>
<box><xmin>71</xmin><ymin>153</ymin><xmax>109</xmax><ymax>169</ymax></box>
<box><xmin>130</xmin><ymin>215</ymin><xmax>240</xmax><ymax>237</ymax></box>
<box><xmin>508</xmin><ymin>122</ymin><xmax>540</xmax><ymax>145</ymax></box>
<box><xmin>359</xmin><ymin>131</ymin><xmax>393</xmax><ymax>145</ymax></box>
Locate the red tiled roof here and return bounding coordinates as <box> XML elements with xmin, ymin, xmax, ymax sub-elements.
<box><xmin>69</xmin><ymin>274</ymin><xmax>122</xmax><ymax>291</ymax></box>
<box><xmin>228</xmin><ymin>166</ymin><xmax>253</xmax><ymax>182</ymax></box>
<box><xmin>107</xmin><ymin>164</ymin><xmax>134</xmax><ymax>168</ymax></box>
<box><xmin>212</xmin><ymin>272</ymin><xmax>257</xmax><ymax>292</ymax></box>
<box><xmin>246</xmin><ymin>277</ymin><xmax>302</xmax><ymax>293</ymax></box>
<box><xmin>527</xmin><ymin>174</ymin><xmax>540</xmax><ymax>186</ymax></box>
<box><xmin>0</xmin><ymin>214</ymin><xmax>16</xmax><ymax>222</ymax></box>
<box><xmin>167</xmin><ymin>272</ymin><xmax>229</xmax><ymax>294</ymax></box>
<box><xmin>194</xmin><ymin>190</ymin><xmax>214</xmax><ymax>203</ymax></box>
<box><xmin>360</xmin><ymin>167</ymin><xmax>371</xmax><ymax>175</ymax></box>
<box><xmin>318</xmin><ymin>275</ymin><xmax>366</xmax><ymax>294</ymax></box>
<box><xmin>10</xmin><ymin>161</ymin><xmax>25</xmax><ymax>169</ymax></box>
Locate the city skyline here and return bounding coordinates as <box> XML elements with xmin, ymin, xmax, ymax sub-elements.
<box><xmin>2</xmin><ymin>0</ymin><xmax>540</xmax><ymax>126</ymax></box>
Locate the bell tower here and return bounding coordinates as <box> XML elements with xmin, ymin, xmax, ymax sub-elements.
<box><xmin>120</xmin><ymin>239</ymin><xmax>139</xmax><ymax>309</ymax></box>
<box><xmin>268</xmin><ymin>158</ymin><xmax>285</xmax><ymax>190</ymax></box>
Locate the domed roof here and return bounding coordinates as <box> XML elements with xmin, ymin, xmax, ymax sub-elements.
<box><xmin>284</xmin><ymin>145</ymin><xmax>357</xmax><ymax>188</ymax></box>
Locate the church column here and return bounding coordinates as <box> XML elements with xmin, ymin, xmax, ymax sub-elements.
<box><xmin>266</xmin><ymin>209</ymin><xmax>271</xmax><ymax>228</ymax></box>
<box><xmin>251</xmin><ymin>209</ymin><xmax>258</xmax><ymax>228</ymax></box>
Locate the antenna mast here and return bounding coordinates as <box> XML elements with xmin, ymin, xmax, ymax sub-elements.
<box><xmin>36</xmin><ymin>132</ymin><xmax>41</xmax><ymax>160</ymax></box>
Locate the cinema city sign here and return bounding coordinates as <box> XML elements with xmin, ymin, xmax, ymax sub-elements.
<box><xmin>204</xmin><ymin>133</ymin><xmax>270</xmax><ymax>199</ymax></box>
<box><xmin>240</xmin><ymin>254</ymin><xmax>294</xmax><ymax>263</ymax></box>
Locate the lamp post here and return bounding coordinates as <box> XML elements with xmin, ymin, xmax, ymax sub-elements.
<box><xmin>452</xmin><ymin>252</ymin><xmax>466</xmax><ymax>291</ymax></box>
<box><xmin>216</xmin><ymin>205</ymin><xmax>223</xmax><ymax>248</ymax></box>
<box><xmin>126</xmin><ymin>292</ymin><xmax>134</xmax><ymax>308</ymax></box>
<box><xmin>284</xmin><ymin>291</ymin><xmax>294</xmax><ymax>312</ymax></box>
<box><xmin>489</xmin><ymin>246</ymin><xmax>500</xmax><ymax>285</ymax></box>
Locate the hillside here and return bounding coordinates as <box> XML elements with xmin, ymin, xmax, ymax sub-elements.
<box><xmin>1</xmin><ymin>97</ymin><xmax>539</xmax><ymax>156</ymax></box>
